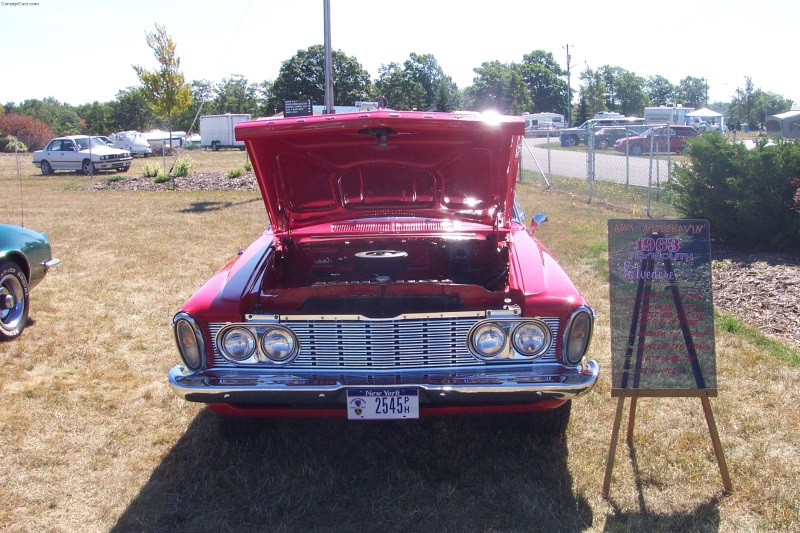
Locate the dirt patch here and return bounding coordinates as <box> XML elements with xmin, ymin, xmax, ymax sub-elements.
<box><xmin>92</xmin><ymin>172</ymin><xmax>800</xmax><ymax>350</ymax></box>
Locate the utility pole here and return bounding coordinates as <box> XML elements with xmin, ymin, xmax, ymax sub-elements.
<box><xmin>564</xmin><ymin>44</ymin><xmax>573</xmax><ymax>126</ymax></box>
<box><xmin>323</xmin><ymin>0</ymin><xmax>334</xmax><ymax>114</ymax></box>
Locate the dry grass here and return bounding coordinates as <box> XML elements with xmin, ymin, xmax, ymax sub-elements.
<box><xmin>0</xmin><ymin>151</ymin><xmax>798</xmax><ymax>532</ymax></box>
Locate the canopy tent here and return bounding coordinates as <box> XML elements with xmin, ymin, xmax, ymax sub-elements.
<box><xmin>688</xmin><ymin>108</ymin><xmax>725</xmax><ymax>131</ymax></box>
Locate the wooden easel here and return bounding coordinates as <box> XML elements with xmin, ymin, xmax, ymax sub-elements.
<box><xmin>602</xmin><ymin>388</ymin><xmax>732</xmax><ymax>498</ymax></box>
<box><xmin>603</xmin><ymin>250</ymin><xmax>732</xmax><ymax>498</ymax></box>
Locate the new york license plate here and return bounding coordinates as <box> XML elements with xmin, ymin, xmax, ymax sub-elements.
<box><xmin>347</xmin><ymin>388</ymin><xmax>419</xmax><ymax>420</ymax></box>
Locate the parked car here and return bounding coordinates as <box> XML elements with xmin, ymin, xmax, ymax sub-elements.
<box><xmin>559</xmin><ymin>116</ymin><xmax>647</xmax><ymax>147</ymax></box>
<box><xmin>0</xmin><ymin>224</ymin><xmax>60</xmax><ymax>339</ymax></box>
<box><xmin>32</xmin><ymin>135</ymin><xmax>132</xmax><ymax>175</ymax></box>
<box><xmin>613</xmin><ymin>125</ymin><xmax>699</xmax><ymax>155</ymax></box>
<box><xmin>591</xmin><ymin>127</ymin><xmax>646</xmax><ymax>150</ymax></box>
<box><xmin>168</xmin><ymin>110</ymin><xmax>600</xmax><ymax>438</ymax></box>
<box><xmin>108</xmin><ymin>131</ymin><xmax>153</xmax><ymax>157</ymax></box>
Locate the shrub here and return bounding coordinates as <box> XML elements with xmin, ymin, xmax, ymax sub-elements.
<box><xmin>170</xmin><ymin>155</ymin><xmax>194</xmax><ymax>177</ymax></box>
<box><xmin>142</xmin><ymin>163</ymin><xmax>162</xmax><ymax>178</ymax></box>
<box><xmin>244</xmin><ymin>159</ymin><xmax>252</xmax><ymax>172</ymax></box>
<box><xmin>228</xmin><ymin>168</ymin><xmax>243</xmax><ymax>178</ymax></box>
<box><xmin>670</xmin><ymin>135</ymin><xmax>800</xmax><ymax>252</ymax></box>
<box><xmin>154</xmin><ymin>175</ymin><xmax>173</xmax><ymax>184</ymax></box>
<box><xmin>0</xmin><ymin>135</ymin><xmax>28</xmax><ymax>153</ymax></box>
<box><xmin>0</xmin><ymin>113</ymin><xmax>55</xmax><ymax>151</ymax></box>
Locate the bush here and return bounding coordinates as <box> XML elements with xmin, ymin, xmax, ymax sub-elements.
<box><xmin>142</xmin><ymin>163</ymin><xmax>162</xmax><ymax>178</ymax></box>
<box><xmin>0</xmin><ymin>135</ymin><xmax>28</xmax><ymax>153</ymax></box>
<box><xmin>670</xmin><ymin>135</ymin><xmax>800</xmax><ymax>252</ymax></box>
<box><xmin>154</xmin><ymin>175</ymin><xmax>172</xmax><ymax>184</ymax></box>
<box><xmin>0</xmin><ymin>113</ymin><xmax>55</xmax><ymax>151</ymax></box>
<box><xmin>170</xmin><ymin>155</ymin><xmax>194</xmax><ymax>177</ymax></box>
<box><xmin>244</xmin><ymin>159</ymin><xmax>252</xmax><ymax>172</ymax></box>
<box><xmin>228</xmin><ymin>168</ymin><xmax>243</xmax><ymax>178</ymax></box>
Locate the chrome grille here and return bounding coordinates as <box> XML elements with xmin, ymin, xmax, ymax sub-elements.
<box><xmin>208</xmin><ymin>315</ymin><xmax>560</xmax><ymax>370</ymax></box>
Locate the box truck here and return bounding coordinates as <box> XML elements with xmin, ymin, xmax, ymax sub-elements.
<box><xmin>199</xmin><ymin>114</ymin><xmax>251</xmax><ymax>150</ymax></box>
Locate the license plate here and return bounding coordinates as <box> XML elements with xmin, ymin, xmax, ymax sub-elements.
<box><xmin>347</xmin><ymin>388</ymin><xmax>419</xmax><ymax>420</ymax></box>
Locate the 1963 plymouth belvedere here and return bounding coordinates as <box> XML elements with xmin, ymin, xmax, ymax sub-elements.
<box><xmin>169</xmin><ymin>110</ymin><xmax>599</xmax><ymax>437</ymax></box>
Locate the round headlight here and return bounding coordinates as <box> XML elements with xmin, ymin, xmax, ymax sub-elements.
<box><xmin>174</xmin><ymin>315</ymin><xmax>204</xmax><ymax>370</ymax></box>
<box><xmin>261</xmin><ymin>327</ymin><xmax>298</xmax><ymax>363</ymax></box>
<box><xmin>470</xmin><ymin>322</ymin><xmax>507</xmax><ymax>359</ymax></box>
<box><xmin>512</xmin><ymin>321</ymin><xmax>551</xmax><ymax>357</ymax></box>
<box><xmin>564</xmin><ymin>309</ymin><xmax>593</xmax><ymax>365</ymax></box>
<box><xmin>219</xmin><ymin>327</ymin><xmax>256</xmax><ymax>361</ymax></box>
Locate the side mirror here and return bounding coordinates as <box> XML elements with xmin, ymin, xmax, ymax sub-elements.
<box><xmin>530</xmin><ymin>212</ymin><xmax>548</xmax><ymax>232</ymax></box>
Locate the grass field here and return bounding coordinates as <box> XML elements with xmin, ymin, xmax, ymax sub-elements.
<box><xmin>1</xmin><ymin>150</ymin><xmax>799</xmax><ymax>532</ymax></box>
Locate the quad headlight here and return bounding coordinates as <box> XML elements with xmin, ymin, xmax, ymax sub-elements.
<box><xmin>219</xmin><ymin>327</ymin><xmax>256</xmax><ymax>361</ymax></box>
<box><xmin>512</xmin><ymin>321</ymin><xmax>551</xmax><ymax>357</ymax></box>
<box><xmin>469</xmin><ymin>319</ymin><xmax>552</xmax><ymax>361</ymax></box>
<box><xmin>260</xmin><ymin>326</ymin><xmax>298</xmax><ymax>363</ymax></box>
<box><xmin>215</xmin><ymin>323</ymin><xmax>299</xmax><ymax>364</ymax></box>
<box><xmin>470</xmin><ymin>322</ymin><xmax>507</xmax><ymax>359</ymax></box>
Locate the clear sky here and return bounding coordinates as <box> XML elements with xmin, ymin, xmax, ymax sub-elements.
<box><xmin>1</xmin><ymin>0</ymin><xmax>796</xmax><ymax>109</ymax></box>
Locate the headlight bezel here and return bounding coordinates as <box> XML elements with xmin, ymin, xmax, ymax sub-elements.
<box><xmin>563</xmin><ymin>306</ymin><xmax>594</xmax><ymax>365</ymax></box>
<box><xmin>172</xmin><ymin>313</ymin><xmax>206</xmax><ymax>371</ymax></box>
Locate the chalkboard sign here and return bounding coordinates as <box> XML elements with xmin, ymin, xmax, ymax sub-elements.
<box><xmin>284</xmin><ymin>99</ymin><xmax>313</xmax><ymax>118</ymax></box>
<box><xmin>608</xmin><ymin>219</ymin><xmax>716</xmax><ymax>396</ymax></box>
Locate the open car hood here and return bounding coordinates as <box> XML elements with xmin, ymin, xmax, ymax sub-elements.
<box><xmin>235</xmin><ymin>111</ymin><xmax>524</xmax><ymax>232</ymax></box>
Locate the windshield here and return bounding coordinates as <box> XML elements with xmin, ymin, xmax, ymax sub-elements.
<box><xmin>74</xmin><ymin>137</ymin><xmax>109</xmax><ymax>150</ymax></box>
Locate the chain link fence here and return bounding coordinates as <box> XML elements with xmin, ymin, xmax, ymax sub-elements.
<box><xmin>519</xmin><ymin>124</ymin><xmax>690</xmax><ymax>218</ymax></box>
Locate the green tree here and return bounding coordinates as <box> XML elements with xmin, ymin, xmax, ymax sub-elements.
<box><xmin>272</xmin><ymin>45</ymin><xmax>371</xmax><ymax>112</ymax></box>
<box><xmin>645</xmin><ymin>75</ymin><xmax>675</xmax><ymax>107</ymax></box>
<box><xmin>517</xmin><ymin>50</ymin><xmax>569</xmax><ymax>115</ymax></box>
<box><xmin>574</xmin><ymin>93</ymin><xmax>590</xmax><ymax>126</ymax></box>
<box><xmin>676</xmin><ymin>76</ymin><xmax>708</xmax><ymax>108</ymax></box>
<box><xmin>76</xmin><ymin>101</ymin><xmax>114</xmax><ymax>134</ymax></box>
<box><xmin>615</xmin><ymin>70</ymin><xmax>648</xmax><ymax>117</ymax></box>
<box><xmin>465</xmin><ymin>61</ymin><xmax>531</xmax><ymax>114</ymax></box>
<box><xmin>578</xmin><ymin>68</ymin><xmax>605</xmax><ymax>118</ymax></box>
<box><xmin>133</xmin><ymin>24</ymin><xmax>192</xmax><ymax>143</ymax></box>
<box><xmin>374</xmin><ymin>53</ymin><xmax>459</xmax><ymax>111</ymax></box>
<box><xmin>215</xmin><ymin>74</ymin><xmax>262</xmax><ymax>115</ymax></box>
<box><xmin>15</xmin><ymin>97</ymin><xmax>82</xmax><ymax>135</ymax></box>
<box><xmin>110</xmin><ymin>87</ymin><xmax>155</xmax><ymax>132</ymax></box>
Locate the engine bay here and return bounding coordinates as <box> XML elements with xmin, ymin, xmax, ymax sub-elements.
<box><xmin>259</xmin><ymin>235</ymin><xmax>512</xmax><ymax>318</ymax></box>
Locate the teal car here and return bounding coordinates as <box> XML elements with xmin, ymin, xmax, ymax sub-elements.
<box><xmin>0</xmin><ymin>224</ymin><xmax>60</xmax><ymax>339</ymax></box>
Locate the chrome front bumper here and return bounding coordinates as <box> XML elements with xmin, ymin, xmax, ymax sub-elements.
<box><xmin>168</xmin><ymin>360</ymin><xmax>600</xmax><ymax>406</ymax></box>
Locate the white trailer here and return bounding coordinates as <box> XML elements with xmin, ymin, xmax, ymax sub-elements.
<box><xmin>644</xmin><ymin>106</ymin><xmax>695</xmax><ymax>126</ymax></box>
<box><xmin>200</xmin><ymin>114</ymin><xmax>251</xmax><ymax>151</ymax></box>
<box><xmin>523</xmin><ymin>112</ymin><xmax>565</xmax><ymax>133</ymax></box>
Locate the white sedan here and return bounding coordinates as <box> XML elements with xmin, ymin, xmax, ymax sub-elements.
<box><xmin>32</xmin><ymin>135</ymin><xmax>132</xmax><ymax>175</ymax></box>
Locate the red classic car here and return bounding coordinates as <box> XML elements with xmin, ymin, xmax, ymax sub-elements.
<box><xmin>169</xmin><ymin>110</ymin><xmax>599</xmax><ymax>437</ymax></box>
<box><xmin>613</xmin><ymin>125</ymin><xmax>698</xmax><ymax>155</ymax></box>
